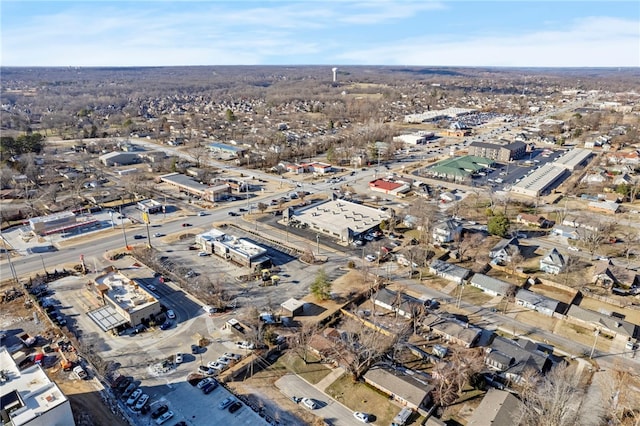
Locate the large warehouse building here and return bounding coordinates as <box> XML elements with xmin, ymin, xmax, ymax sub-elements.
<box><xmin>288</xmin><ymin>199</ymin><xmax>391</xmax><ymax>242</ymax></box>
<box><xmin>553</xmin><ymin>148</ymin><xmax>593</xmax><ymax>170</ymax></box>
<box><xmin>510</xmin><ymin>163</ymin><xmax>570</xmax><ymax>197</ymax></box>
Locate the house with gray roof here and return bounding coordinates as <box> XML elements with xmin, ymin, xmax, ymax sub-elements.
<box><xmin>432</xmin><ymin>218</ymin><xmax>462</xmax><ymax>243</ymax></box>
<box><xmin>539</xmin><ymin>248</ymin><xmax>565</xmax><ymax>275</ymax></box>
<box><xmin>467</xmin><ymin>389</ymin><xmax>523</xmax><ymax>426</ymax></box>
<box><xmin>423</xmin><ymin>314</ymin><xmax>482</xmax><ymax>348</ymax></box>
<box><xmin>489</xmin><ymin>237</ymin><xmax>520</xmax><ymax>262</ymax></box>
<box><xmin>428</xmin><ymin>259</ymin><xmax>472</xmax><ymax>284</ymax></box>
<box><xmin>566</xmin><ymin>305</ymin><xmax>639</xmax><ymax>343</ymax></box>
<box><xmin>374</xmin><ymin>288</ymin><xmax>425</xmax><ymax>319</ymax></box>
<box><xmin>514</xmin><ymin>289</ymin><xmax>560</xmax><ymax>316</ymax></box>
<box><xmin>485</xmin><ymin>336</ymin><xmax>552</xmax><ymax>384</ymax></box>
<box><xmin>469</xmin><ymin>274</ymin><xmax>515</xmax><ymax>297</ymax></box>
<box><xmin>363</xmin><ymin>364</ymin><xmax>434</xmax><ymax>410</ymax></box>
<box><xmin>99</xmin><ymin>151</ymin><xmax>141</xmax><ymax>166</ymax></box>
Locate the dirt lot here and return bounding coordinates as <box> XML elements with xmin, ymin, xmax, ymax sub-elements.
<box><xmin>0</xmin><ymin>279</ymin><xmax>127</xmax><ymax>426</ymax></box>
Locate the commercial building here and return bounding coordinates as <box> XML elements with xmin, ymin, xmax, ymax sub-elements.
<box><xmin>425</xmin><ymin>156</ymin><xmax>494</xmax><ymax>182</ymax></box>
<box><xmin>368</xmin><ymin>179</ymin><xmax>411</xmax><ymax>197</ymax></box>
<box><xmin>28</xmin><ymin>211</ymin><xmax>98</xmax><ymax>236</ymax></box>
<box><xmin>136</xmin><ymin>199</ymin><xmax>164</xmax><ymax>214</ymax></box>
<box><xmin>393</xmin><ymin>132</ymin><xmax>435</xmax><ymax>145</ymax></box>
<box><xmin>288</xmin><ymin>199</ymin><xmax>391</xmax><ymax>242</ymax></box>
<box><xmin>88</xmin><ymin>268</ymin><xmax>162</xmax><ymax>332</ymax></box>
<box><xmin>553</xmin><ymin>148</ymin><xmax>593</xmax><ymax>170</ymax></box>
<box><xmin>467</xmin><ymin>141</ymin><xmax>527</xmax><ymax>162</ymax></box>
<box><xmin>0</xmin><ymin>347</ymin><xmax>75</xmax><ymax>426</ymax></box>
<box><xmin>159</xmin><ymin>172</ymin><xmax>230</xmax><ymax>202</ymax></box>
<box><xmin>195</xmin><ymin>229</ymin><xmax>270</xmax><ymax>270</ymax></box>
<box><xmin>99</xmin><ymin>151</ymin><xmax>140</xmax><ymax>166</ymax></box>
<box><xmin>208</xmin><ymin>142</ymin><xmax>247</xmax><ymax>157</ymax></box>
<box><xmin>510</xmin><ymin>163</ymin><xmax>569</xmax><ymax>197</ymax></box>
<box><xmin>404</xmin><ymin>107</ymin><xmax>475</xmax><ymax>124</ymax></box>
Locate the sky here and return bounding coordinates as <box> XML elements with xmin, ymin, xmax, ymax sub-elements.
<box><xmin>1</xmin><ymin>1</ymin><xmax>639</xmax><ymax>68</ymax></box>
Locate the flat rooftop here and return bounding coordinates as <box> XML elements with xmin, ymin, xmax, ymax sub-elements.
<box><xmin>95</xmin><ymin>271</ymin><xmax>157</xmax><ymax>312</ymax></box>
<box><xmin>0</xmin><ymin>347</ymin><xmax>71</xmax><ymax>426</ymax></box>
<box><xmin>198</xmin><ymin>229</ymin><xmax>267</xmax><ymax>259</ymax></box>
<box><xmin>294</xmin><ymin>199</ymin><xmax>391</xmax><ymax>235</ymax></box>
<box><xmin>553</xmin><ymin>148</ymin><xmax>593</xmax><ymax>170</ymax></box>
<box><xmin>510</xmin><ymin>163</ymin><xmax>567</xmax><ymax>194</ymax></box>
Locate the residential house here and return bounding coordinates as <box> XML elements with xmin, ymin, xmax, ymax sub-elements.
<box><xmin>516</xmin><ymin>213</ymin><xmax>553</xmax><ymax>228</ymax></box>
<box><xmin>467</xmin><ymin>389</ymin><xmax>523</xmax><ymax>426</ymax></box>
<box><xmin>369</xmin><ymin>179</ymin><xmax>411</xmax><ymax>197</ymax></box>
<box><xmin>567</xmin><ymin>305</ymin><xmax>639</xmax><ymax>344</ymax></box>
<box><xmin>304</xmin><ymin>162</ymin><xmax>334</xmax><ymax>174</ymax></box>
<box><xmin>363</xmin><ymin>365</ymin><xmax>434</xmax><ymax>411</ymax></box>
<box><xmin>485</xmin><ymin>336</ymin><xmax>553</xmax><ymax>384</ymax></box>
<box><xmin>551</xmin><ymin>225</ymin><xmax>580</xmax><ymax>240</ymax></box>
<box><xmin>592</xmin><ymin>260</ymin><xmax>640</xmax><ymax>289</ymax></box>
<box><xmin>539</xmin><ymin>248</ymin><xmax>565</xmax><ymax>275</ymax></box>
<box><xmin>432</xmin><ymin>219</ymin><xmax>462</xmax><ymax>244</ymax></box>
<box><xmin>489</xmin><ymin>238</ymin><xmax>520</xmax><ymax>263</ymax></box>
<box><xmin>588</xmin><ymin>200</ymin><xmax>620</xmax><ymax>214</ymax></box>
<box><xmin>514</xmin><ymin>289</ymin><xmax>560</xmax><ymax>316</ymax></box>
<box><xmin>423</xmin><ymin>314</ymin><xmax>482</xmax><ymax>348</ymax></box>
<box><xmin>374</xmin><ymin>288</ymin><xmax>425</xmax><ymax>319</ymax></box>
<box><xmin>428</xmin><ymin>259</ymin><xmax>472</xmax><ymax>284</ymax></box>
<box><xmin>469</xmin><ymin>274</ymin><xmax>515</xmax><ymax>297</ymax></box>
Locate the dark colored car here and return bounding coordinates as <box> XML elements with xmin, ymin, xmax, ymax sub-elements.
<box><xmin>191</xmin><ymin>344</ymin><xmax>199</xmax><ymax>354</ymax></box>
<box><xmin>228</xmin><ymin>401</ymin><xmax>242</xmax><ymax>413</ymax></box>
<box><xmin>182</xmin><ymin>223</ymin><xmax>192</xmax><ymax>227</ymax></box>
<box><xmin>133</xmin><ymin>234</ymin><xmax>145</xmax><ymax>240</ymax></box>
<box><xmin>151</xmin><ymin>404</ymin><xmax>169</xmax><ymax>419</ymax></box>
<box><xmin>160</xmin><ymin>321</ymin><xmax>172</xmax><ymax>330</ymax></box>
<box><xmin>202</xmin><ymin>381</ymin><xmax>218</xmax><ymax>394</ymax></box>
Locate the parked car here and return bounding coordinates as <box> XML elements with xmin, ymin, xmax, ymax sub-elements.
<box><xmin>174</xmin><ymin>353</ymin><xmax>183</xmax><ymax>364</ymax></box>
<box><xmin>568</xmin><ymin>246</ymin><xmax>580</xmax><ymax>252</ymax></box>
<box><xmin>197</xmin><ymin>251</ymin><xmax>209</xmax><ymax>257</ymax></box>
<box><xmin>202</xmin><ymin>381</ymin><xmax>218</xmax><ymax>394</ymax></box>
<box><xmin>301</xmin><ymin>398</ymin><xmax>317</xmax><ymax>409</ymax></box>
<box><xmin>236</xmin><ymin>341</ymin><xmax>255</xmax><ymax>350</ymax></box>
<box><xmin>155</xmin><ymin>410</ymin><xmax>174</xmax><ymax>425</ymax></box>
<box><xmin>216</xmin><ymin>356</ymin><xmax>231</xmax><ymax>365</ymax></box>
<box><xmin>354</xmin><ymin>412</ymin><xmax>370</xmax><ymax>423</ymax></box>
<box><xmin>197</xmin><ymin>378</ymin><xmax>214</xmax><ymax>389</ymax></box>
<box><xmin>365</xmin><ymin>254</ymin><xmax>376</xmax><ymax>262</ymax></box>
<box><xmin>184</xmin><ymin>271</ymin><xmax>195</xmax><ymax>278</ymax></box>
<box><xmin>228</xmin><ymin>401</ymin><xmax>242</xmax><ymax>413</ymax></box>
<box><xmin>198</xmin><ymin>365</ymin><xmax>215</xmax><ymax>376</ymax></box>
<box><xmin>218</xmin><ymin>396</ymin><xmax>237</xmax><ymax>410</ymax></box>
<box><xmin>134</xmin><ymin>394</ymin><xmax>149</xmax><ymax>411</ymax></box>
<box><xmin>191</xmin><ymin>344</ymin><xmax>199</xmax><ymax>354</ymax></box>
<box><xmin>126</xmin><ymin>388</ymin><xmax>142</xmax><ymax>406</ymax></box>
<box><xmin>223</xmin><ymin>352</ymin><xmax>242</xmax><ymax>361</ymax></box>
<box><xmin>159</xmin><ymin>321</ymin><xmax>172</xmax><ymax>330</ymax></box>
<box><xmin>150</xmin><ymin>404</ymin><xmax>169</xmax><ymax>419</ymax></box>
<box><xmin>166</xmin><ymin>310</ymin><xmax>176</xmax><ymax>319</ymax></box>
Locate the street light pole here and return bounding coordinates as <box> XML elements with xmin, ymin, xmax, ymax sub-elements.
<box><xmin>590</xmin><ymin>329</ymin><xmax>600</xmax><ymax>359</ymax></box>
<box><xmin>119</xmin><ymin>204</ymin><xmax>129</xmax><ymax>249</ymax></box>
<box><xmin>316</xmin><ymin>234</ymin><xmax>320</xmax><ymax>255</ymax></box>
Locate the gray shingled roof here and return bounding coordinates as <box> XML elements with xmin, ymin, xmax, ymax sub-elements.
<box><xmin>429</xmin><ymin>259</ymin><xmax>472</xmax><ymax>280</ymax></box>
<box><xmin>470</xmin><ymin>274</ymin><xmax>514</xmax><ymax>295</ymax></box>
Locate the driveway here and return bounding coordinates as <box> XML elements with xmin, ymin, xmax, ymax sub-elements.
<box><xmin>275</xmin><ymin>374</ymin><xmax>361</xmax><ymax>426</ymax></box>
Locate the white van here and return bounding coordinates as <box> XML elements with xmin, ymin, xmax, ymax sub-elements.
<box><xmin>392</xmin><ymin>407</ymin><xmax>413</xmax><ymax>426</ymax></box>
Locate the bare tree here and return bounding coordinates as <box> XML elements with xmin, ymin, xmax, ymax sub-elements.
<box><xmin>328</xmin><ymin>318</ymin><xmax>394</xmax><ymax>381</ymax></box>
<box><xmin>457</xmin><ymin>232</ymin><xmax>484</xmax><ymax>263</ymax></box>
<box><xmin>516</xmin><ymin>362</ymin><xmax>602</xmax><ymax>426</ymax></box>
<box><xmin>432</xmin><ymin>347</ymin><xmax>485</xmax><ymax>406</ymax></box>
<box><xmin>597</xmin><ymin>365</ymin><xmax>640</xmax><ymax>425</ymax></box>
<box><xmin>577</xmin><ymin>222</ymin><xmax>613</xmax><ymax>260</ymax></box>
<box><xmin>288</xmin><ymin>322</ymin><xmax>319</xmax><ymax>364</ymax></box>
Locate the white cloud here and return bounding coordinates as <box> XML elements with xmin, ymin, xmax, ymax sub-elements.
<box><xmin>335</xmin><ymin>16</ymin><xmax>640</xmax><ymax>67</ymax></box>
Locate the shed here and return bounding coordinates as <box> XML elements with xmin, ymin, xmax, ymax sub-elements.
<box><xmin>281</xmin><ymin>298</ymin><xmax>305</xmax><ymax>317</ymax></box>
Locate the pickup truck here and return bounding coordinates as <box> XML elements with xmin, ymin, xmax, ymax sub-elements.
<box><xmin>19</xmin><ymin>333</ymin><xmax>37</xmax><ymax>348</ymax></box>
<box><xmin>73</xmin><ymin>365</ymin><xmax>88</xmax><ymax>380</ymax></box>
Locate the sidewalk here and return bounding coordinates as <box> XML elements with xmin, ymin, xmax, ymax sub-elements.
<box><xmin>314</xmin><ymin>366</ymin><xmax>346</xmax><ymax>391</ymax></box>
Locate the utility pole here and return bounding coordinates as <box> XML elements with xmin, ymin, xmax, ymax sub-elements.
<box><xmin>590</xmin><ymin>329</ymin><xmax>600</xmax><ymax>359</ymax></box>
<box><xmin>120</xmin><ymin>203</ymin><xmax>129</xmax><ymax>249</ymax></box>
<box><xmin>316</xmin><ymin>234</ymin><xmax>320</xmax><ymax>255</ymax></box>
<box><xmin>40</xmin><ymin>255</ymin><xmax>48</xmax><ymax>275</ymax></box>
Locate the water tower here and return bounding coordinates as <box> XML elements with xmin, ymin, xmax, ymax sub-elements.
<box><xmin>332</xmin><ymin>67</ymin><xmax>338</xmax><ymax>83</ymax></box>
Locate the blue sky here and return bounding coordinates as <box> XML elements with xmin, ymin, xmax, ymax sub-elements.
<box><xmin>1</xmin><ymin>1</ymin><xmax>639</xmax><ymax>67</ymax></box>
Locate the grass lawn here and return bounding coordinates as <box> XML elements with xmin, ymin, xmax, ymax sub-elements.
<box><xmin>460</xmin><ymin>286</ymin><xmax>494</xmax><ymax>305</ymax></box>
<box><xmin>279</xmin><ymin>352</ymin><xmax>332</xmax><ymax>385</ymax></box>
<box><xmin>326</xmin><ymin>373</ymin><xmax>398</xmax><ymax>426</ymax></box>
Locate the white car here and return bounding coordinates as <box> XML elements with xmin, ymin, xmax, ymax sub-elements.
<box><xmin>365</xmin><ymin>254</ymin><xmax>376</xmax><ymax>262</ymax></box>
<box><xmin>354</xmin><ymin>412</ymin><xmax>370</xmax><ymax>423</ymax></box>
<box><xmin>301</xmin><ymin>398</ymin><xmax>317</xmax><ymax>409</ymax></box>
<box><xmin>126</xmin><ymin>388</ymin><xmax>142</xmax><ymax>406</ymax></box>
<box><xmin>203</xmin><ymin>305</ymin><xmax>216</xmax><ymax>314</ymax></box>
<box><xmin>166</xmin><ymin>310</ymin><xmax>176</xmax><ymax>319</ymax></box>
<box><xmin>216</xmin><ymin>356</ymin><xmax>231</xmax><ymax>365</ymax></box>
<box><xmin>134</xmin><ymin>394</ymin><xmax>149</xmax><ymax>411</ymax></box>
<box><xmin>236</xmin><ymin>341</ymin><xmax>255</xmax><ymax>350</ymax></box>
<box><xmin>197</xmin><ymin>251</ymin><xmax>209</xmax><ymax>257</ymax></box>
<box><xmin>568</xmin><ymin>246</ymin><xmax>580</xmax><ymax>252</ymax></box>
<box><xmin>197</xmin><ymin>211</ymin><xmax>207</xmax><ymax>216</ymax></box>
<box><xmin>155</xmin><ymin>410</ymin><xmax>174</xmax><ymax>425</ymax></box>
<box><xmin>174</xmin><ymin>353</ymin><xmax>183</xmax><ymax>364</ymax></box>
<box><xmin>184</xmin><ymin>270</ymin><xmax>195</xmax><ymax>278</ymax></box>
